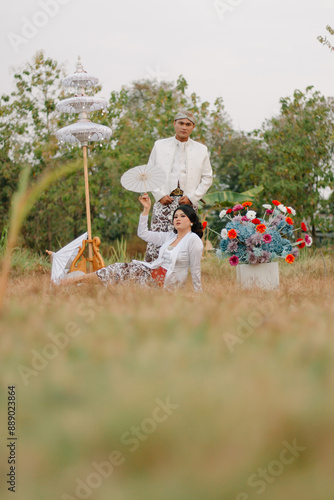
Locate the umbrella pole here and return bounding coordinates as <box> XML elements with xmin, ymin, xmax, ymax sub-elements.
<box><xmin>82</xmin><ymin>145</ymin><xmax>93</xmax><ymax>273</ymax></box>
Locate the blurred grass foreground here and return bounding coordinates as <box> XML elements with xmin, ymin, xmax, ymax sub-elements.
<box><xmin>1</xmin><ymin>251</ymin><xmax>334</xmax><ymax>500</ymax></box>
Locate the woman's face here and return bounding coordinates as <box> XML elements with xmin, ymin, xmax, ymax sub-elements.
<box><xmin>173</xmin><ymin>209</ymin><xmax>192</xmax><ymax>231</ymax></box>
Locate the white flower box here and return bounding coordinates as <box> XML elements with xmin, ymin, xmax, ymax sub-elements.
<box><xmin>236</xmin><ymin>262</ymin><xmax>279</xmax><ymax>290</ymax></box>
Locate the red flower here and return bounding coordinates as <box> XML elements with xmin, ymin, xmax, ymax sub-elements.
<box><xmin>286</xmin><ymin>207</ymin><xmax>292</xmax><ymax>214</ymax></box>
<box><xmin>233</xmin><ymin>204</ymin><xmax>244</xmax><ymax>211</ymax></box>
<box><xmin>263</xmin><ymin>233</ymin><xmax>272</xmax><ymax>243</ymax></box>
<box><xmin>242</xmin><ymin>201</ymin><xmax>252</xmax><ymax>207</ymax></box>
<box><xmin>227</xmin><ymin>229</ymin><xmax>238</xmax><ymax>239</ymax></box>
<box><xmin>285</xmin><ymin>217</ymin><xmax>293</xmax><ymax>225</ymax></box>
<box><xmin>285</xmin><ymin>254</ymin><xmax>295</xmax><ymax>264</ymax></box>
<box><xmin>256</xmin><ymin>224</ymin><xmax>267</xmax><ymax>234</ymax></box>
<box><xmin>301</xmin><ymin>222</ymin><xmax>307</xmax><ymax>232</ymax></box>
<box><xmin>226</xmin><ymin>208</ymin><xmax>233</xmax><ymax>214</ymax></box>
<box><xmin>229</xmin><ymin>255</ymin><xmax>239</xmax><ymax>266</ymax></box>
<box><xmin>251</xmin><ymin>218</ymin><xmax>261</xmax><ymax>224</ymax></box>
<box><xmin>202</xmin><ymin>221</ymin><xmax>207</xmax><ymax>229</ymax></box>
<box><xmin>296</xmin><ymin>238</ymin><xmax>306</xmax><ymax>249</ymax></box>
<box><xmin>272</xmin><ymin>200</ymin><xmax>281</xmax><ymax>206</ymax></box>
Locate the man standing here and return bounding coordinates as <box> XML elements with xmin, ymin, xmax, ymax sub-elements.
<box><xmin>145</xmin><ymin>110</ymin><xmax>213</xmax><ymax>262</ymax></box>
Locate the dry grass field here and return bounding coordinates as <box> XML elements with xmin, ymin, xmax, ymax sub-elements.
<box><xmin>1</xmin><ymin>250</ymin><xmax>334</xmax><ymax>500</ymax></box>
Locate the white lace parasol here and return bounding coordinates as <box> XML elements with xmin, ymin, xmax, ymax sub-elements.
<box><xmin>62</xmin><ymin>56</ymin><xmax>99</xmax><ymax>89</ymax></box>
<box><xmin>120</xmin><ymin>164</ymin><xmax>166</xmax><ymax>193</ymax></box>
<box><xmin>56</xmin><ymin>96</ymin><xmax>108</xmax><ymax>114</ymax></box>
<box><xmin>56</xmin><ymin>56</ymin><xmax>111</xmax><ymax>147</ymax></box>
<box><xmin>56</xmin><ymin>121</ymin><xmax>112</xmax><ymax>145</ymax></box>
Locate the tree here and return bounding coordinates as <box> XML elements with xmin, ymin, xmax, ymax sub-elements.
<box><xmin>0</xmin><ymin>118</ymin><xmax>19</xmax><ymax>228</ymax></box>
<box><xmin>250</xmin><ymin>87</ymin><xmax>334</xmax><ymax>239</ymax></box>
<box><xmin>212</xmin><ymin>131</ymin><xmax>264</xmax><ymax>193</ymax></box>
<box><xmin>0</xmin><ymin>52</ymin><xmax>102</xmax><ymax>251</ymax></box>
<box><xmin>0</xmin><ymin>51</ymin><xmax>67</xmax><ymax>170</ymax></box>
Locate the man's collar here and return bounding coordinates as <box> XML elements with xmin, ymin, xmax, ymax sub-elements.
<box><xmin>174</xmin><ymin>135</ymin><xmax>191</xmax><ymax>146</ymax></box>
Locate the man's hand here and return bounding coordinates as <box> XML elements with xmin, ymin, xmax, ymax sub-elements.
<box><xmin>179</xmin><ymin>196</ymin><xmax>192</xmax><ymax>205</ymax></box>
<box><xmin>159</xmin><ymin>195</ymin><xmax>173</xmax><ymax>205</ymax></box>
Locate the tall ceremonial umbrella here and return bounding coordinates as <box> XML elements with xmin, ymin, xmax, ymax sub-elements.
<box><xmin>56</xmin><ymin>57</ymin><xmax>111</xmax><ymax>272</ymax></box>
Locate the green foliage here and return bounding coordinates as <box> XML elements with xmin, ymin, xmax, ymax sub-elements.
<box><xmin>254</xmin><ymin>87</ymin><xmax>334</xmax><ymax>236</ymax></box>
<box><xmin>213</xmin><ymin>87</ymin><xmax>334</xmax><ymax>242</ymax></box>
<box><xmin>212</xmin><ymin>131</ymin><xmax>265</xmax><ymax>192</ymax></box>
<box><xmin>1</xmin><ymin>52</ymin><xmax>334</xmax><ymax>253</ymax></box>
<box><xmin>318</xmin><ymin>25</ymin><xmax>334</xmax><ymax>51</ymax></box>
<box><xmin>0</xmin><ymin>226</ymin><xmax>8</xmax><ymax>259</ymax></box>
<box><xmin>10</xmin><ymin>247</ymin><xmax>51</xmax><ymax>276</ymax></box>
<box><xmin>0</xmin><ymin>51</ymin><xmax>86</xmax><ymax>251</ymax></box>
<box><xmin>0</xmin><ymin>51</ymin><xmax>66</xmax><ymax>169</ymax></box>
<box><xmin>202</xmin><ymin>185</ymin><xmax>263</xmax><ymax>207</ymax></box>
<box><xmin>106</xmin><ymin>238</ymin><xmax>130</xmax><ymax>265</ymax></box>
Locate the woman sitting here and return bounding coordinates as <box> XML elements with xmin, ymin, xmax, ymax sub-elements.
<box><xmin>63</xmin><ymin>193</ymin><xmax>204</xmax><ymax>292</ymax></box>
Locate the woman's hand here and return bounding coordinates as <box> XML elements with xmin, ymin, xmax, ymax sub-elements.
<box><xmin>138</xmin><ymin>193</ymin><xmax>151</xmax><ymax>215</ymax></box>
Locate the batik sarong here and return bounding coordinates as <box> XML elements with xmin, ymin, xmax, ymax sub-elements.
<box><xmin>96</xmin><ymin>262</ymin><xmax>164</xmax><ymax>288</ymax></box>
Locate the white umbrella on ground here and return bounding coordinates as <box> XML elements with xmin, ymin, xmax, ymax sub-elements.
<box><xmin>49</xmin><ymin>232</ymin><xmax>88</xmax><ymax>284</ymax></box>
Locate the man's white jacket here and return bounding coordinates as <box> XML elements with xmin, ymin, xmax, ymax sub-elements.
<box><xmin>148</xmin><ymin>137</ymin><xmax>213</xmax><ymax>205</ymax></box>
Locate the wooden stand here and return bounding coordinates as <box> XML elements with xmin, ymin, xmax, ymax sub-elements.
<box><xmin>83</xmin><ymin>145</ymin><xmax>93</xmax><ymax>272</ymax></box>
<box><xmin>69</xmin><ymin>144</ymin><xmax>105</xmax><ymax>274</ymax></box>
<box><xmin>70</xmin><ymin>236</ymin><xmax>105</xmax><ymax>274</ymax></box>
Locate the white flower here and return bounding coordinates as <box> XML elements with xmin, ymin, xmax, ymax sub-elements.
<box><xmin>221</xmin><ymin>228</ymin><xmax>228</xmax><ymax>239</ymax></box>
<box><xmin>246</xmin><ymin>210</ymin><xmax>257</xmax><ymax>220</ymax></box>
<box><xmin>287</xmin><ymin>206</ymin><xmax>296</xmax><ymax>216</ymax></box>
<box><xmin>305</xmin><ymin>235</ymin><xmax>313</xmax><ymax>247</ymax></box>
<box><xmin>278</xmin><ymin>204</ymin><xmax>287</xmax><ymax>214</ymax></box>
<box><xmin>219</xmin><ymin>209</ymin><xmax>227</xmax><ymax>219</ymax></box>
<box><xmin>262</xmin><ymin>204</ymin><xmax>271</xmax><ymax>209</ymax></box>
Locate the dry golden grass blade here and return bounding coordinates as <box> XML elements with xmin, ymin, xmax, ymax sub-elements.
<box><xmin>0</xmin><ymin>160</ymin><xmax>82</xmax><ymax>315</ymax></box>
<box><xmin>1</xmin><ymin>254</ymin><xmax>334</xmax><ymax>499</ymax></box>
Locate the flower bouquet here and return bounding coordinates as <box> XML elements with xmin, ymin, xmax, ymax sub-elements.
<box><xmin>217</xmin><ymin>200</ymin><xmax>312</xmax><ymax>266</ymax></box>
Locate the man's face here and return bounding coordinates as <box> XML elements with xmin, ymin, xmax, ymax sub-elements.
<box><xmin>174</xmin><ymin>119</ymin><xmax>195</xmax><ymax>142</ymax></box>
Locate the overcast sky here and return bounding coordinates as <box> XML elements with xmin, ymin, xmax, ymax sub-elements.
<box><xmin>1</xmin><ymin>0</ymin><xmax>333</xmax><ymax>132</ymax></box>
